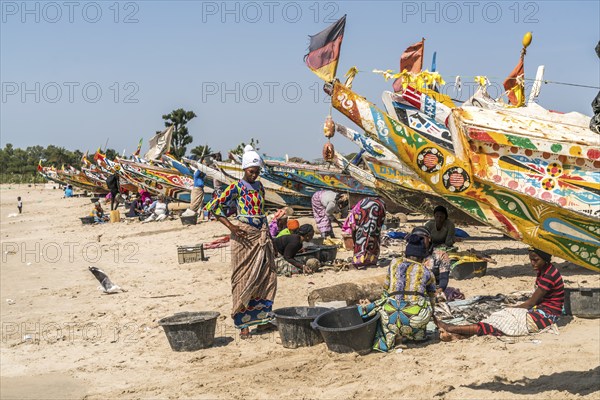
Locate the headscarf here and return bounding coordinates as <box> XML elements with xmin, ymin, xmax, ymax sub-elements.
<box><xmin>528</xmin><ymin>247</ymin><xmax>552</xmax><ymax>264</ymax></box>
<box><xmin>297</xmin><ymin>224</ymin><xmax>314</xmax><ymax>236</ymax></box>
<box><xmin>287</xmin><ymin>219</ymin><xmax>300</xmax><ymax>231</ymax></box>
<box><xmin>241</xmin><ymin>145</ymin><xmax>263</xmax><ymax>170</ymax></box>
<box><xmin>405</xmin><ymin>226</ymin><xmax>430</xmax><ymax>258</ymax></box>
<box><xmin>433</xmin><ymin>205</ymin><xmax>448</xmax><ymax>218</ymax></box>
<box><xmin>273</xmin><ymin>207</ymin><xmax>293</xmax><ymax>220</ymax></box>
<box><xmin>410</xmin><ymin>226</ymin><xmax>431</xmax><ymax>239</ymax></box>
<box><xmin>405</xmin><ymin>234</ymin><xmax>428</xmax><ymax>259</ymax></box>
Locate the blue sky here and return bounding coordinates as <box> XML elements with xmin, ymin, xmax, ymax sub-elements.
<box><xmin>1</xmin><ymin>0</ymin><xmax>599</xmax><ymax>159</ymax></box>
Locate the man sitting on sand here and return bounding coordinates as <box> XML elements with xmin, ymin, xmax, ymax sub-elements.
<box><xmin>437</xmin><ymin>248</ymin><xmax>564</xmax><ymax>341</ymax></box>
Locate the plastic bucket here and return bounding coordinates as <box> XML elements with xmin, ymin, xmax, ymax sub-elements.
<box><xmin>318</xmin><ymin>245</ymin><xmax>338</xmax><ymax>263</ymax></box>
<box><xmin>564</xmin><ymin>288</ymin><xmax>600</xmax><ymax>318</ymax></box>
<box><xmin>80</xmin><ymin>216</ymin><xmax>95</xmax><ymax>225</ymax></box>
<box><xmin>180</xmin><ymin>215</ymin><xmax>198</xmax><ymax>225</ymax></box>
<box><xmin>294</xmin><ymin>248</ymin><xmax>321</xmax><ymax>265</ymax></box>
<box><xmin>450</xmin><ymin>260</ymin><xmax>487</xmax><ymax>280</ymax></box>
<box><xmin>311</xmin><ymin>306</ymin><xmax>379</xmax><ymax>355</ymax></box>
<box><xmin>158</xmin><ymin>311</ymin><xmax>220</xmax><ymax>351</ymax></box>
<box><xmin>273</xmin><ymin>307</ymin><xmax>330</xmax><ymax>348</ymax></box>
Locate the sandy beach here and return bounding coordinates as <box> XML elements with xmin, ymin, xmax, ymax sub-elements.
<box><xmin>1</xmin><ymin>184</ymin><xmax>599</xmax><ymax>399</ymax></box>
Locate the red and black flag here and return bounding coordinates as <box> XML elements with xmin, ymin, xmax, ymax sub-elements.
<box><xmin>305</xmin><ymin>15</ymin><xmax>346</xmax><ymax>82</ymax></box>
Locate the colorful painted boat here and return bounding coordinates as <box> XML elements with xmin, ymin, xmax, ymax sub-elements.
<box><xmin>332</xmin><ymin>151</ymin><xmax>377</xmax><ymax>189</ymax></box>
<box><xmin>57</xmin><ymin>167</ymin><xmax>108</xmax><ymax>193</ymax></box>
<box><xmin>264</xmin><ymin>158</ymin><xmax>378</xmax><ymax>196</ymax></box>
<box><xmin>115</xmin><ymin>158</ymin><xmax>195</xmax><ymax>203</ymax></box>
<box><xmin>334</xmin><ymin>123</ymin><xmax>482</xmax><ymax>224</ymax></box>
<box><xmin>82</xmin><ymin>168</ymin><xmax>110</xmax><ymax>192</ymax></box>
<box><xmin>213</xmin><ymin>161</ymin><xmax>312</xmax><ymax>209</ymax></box>
<box><xmin>37</xmin><ymin>164</ymin><xmax>68</xmax><ymax>186</ymax></box>
<box><xmin>326</xmin><ymin>81</ymin><xmax>600</xmax><ymax>271</ymax></box>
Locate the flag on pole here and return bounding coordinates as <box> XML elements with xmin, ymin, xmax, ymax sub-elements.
<box><xmin>81</xmin><ymin>150</ymin><xmax>91</xmax><ymax>167</ymax></box>
<box><xmin>304</xmin><ymin>15</ymin><xmax>346</xmax><ymax>82</ymax></box>
<box><xmin>393</xmin><ymin>39</ymin><xmax>425</xmax><ymax>92</ymax></box>
<box><xmin>133</xmin><ymin>138</ymin><xmax>143</xmax><ymax>156</ymax></box>
<box><xmin>503</xmin><ymin>56</ymin><xmax>525</xmax><ymax>106</ymax></box>
<box><xmin>144</xmin><ymin>126</ymin><xmax>174</xmax><ymax>161</ymax></box>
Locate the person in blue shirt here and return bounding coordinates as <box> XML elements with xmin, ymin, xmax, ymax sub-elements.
<box><xmin>64</xmin><ymin>185</ymin><xmax>73</xmax><ymax>198</ymax></box>
<box><xmin>191</xmin><ymin>167</ymin><xmax>206</xmax><ymax>213</ymax></box>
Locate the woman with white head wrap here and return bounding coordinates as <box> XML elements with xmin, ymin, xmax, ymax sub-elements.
<box><xmin>204</xmin><ymin>145</ymin><xmax>277</xmax><ymax>339</ymax></box>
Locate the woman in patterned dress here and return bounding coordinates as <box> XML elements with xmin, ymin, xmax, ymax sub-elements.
<box><xmin>359</xmin><ymin>228</ymin><xmax>437</xmax><ymax>352</ymax></box>
<box><xmin>204</xmin><ymin>146</ymin><xmax>277</xmax><ymax>339</ymax></box>
<box><xmin>343</xmin><ymin>197</ymin><xmax>386</xmax><ymax>267</ymax></box>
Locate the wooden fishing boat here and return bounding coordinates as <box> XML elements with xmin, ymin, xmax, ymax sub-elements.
<box><xmin>332</xmin><ymin>151</ymin><xmax>376</xmax><ymax>189</ymax></box>
<box><xmin>37</xmin><ymin>164</ymin><xmax>68</xmax><ymax>186</ymax></box>
<box><xmin>212</xmin><ymin>161</ymin><xmax>312</xmax><ymax>209</ymax></box>
<box><xmin>82</xmin><ymin>168</ymin><xmax>110</xmax><ymax>192</ymax></box>
<box><xmin>335</xmin><ymin>123</ymin><xmax>482</xmax><ymax>225</ymax></box>
<box><xmin>326</xmin><ymin>81</ymin><xmax>600</xmax><ymax>271</ymax></box>
<box><xmin>264</xmin><ymin>158</ymin><xmax>378</xmax><ymax>197</ymax></box>
<box><xmin>90</xmin><ymin>152</ymin><xmax>138</xmax><ymax>193</ymax></box>
<box><xmin>382</xmin><ymin>89</ymin><xmax>454</xmax><ymax>151</ymax></box>
<box><xmin>115</xmin><ymin>158</ymin><xmax>195</xmax><ymax>203</ymax></box>
<box><xmin>57</xmin><ymin>167</ymin><xmax>108</xmax><ymax>193</ymax></box>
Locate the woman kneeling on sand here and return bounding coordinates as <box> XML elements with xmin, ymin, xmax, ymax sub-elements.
<box><xmin>274</xmin><ymin>224</ymin><xmax>317</xmax><ymax>276</ymax></box>
<box><xmin>204</xmin><ymin>146</ymin><xmax>277</xmax><ymax>339</ymax></box>
<box><xmin>438</xmin><ymin>248</ymin><xmax>564</xmax><ymax>341</ymax></box>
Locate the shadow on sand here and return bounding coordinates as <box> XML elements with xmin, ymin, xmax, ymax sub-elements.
<box><xmin>464</xmin><ymin>366</ymin><xmax>600</xmax><ymax>396</ymax></box>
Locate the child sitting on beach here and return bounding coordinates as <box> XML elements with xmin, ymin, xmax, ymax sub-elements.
<box><xmin>92</xmin><ymin>202</ymin><xmax>109</xmax><ymax>223</ymax></box>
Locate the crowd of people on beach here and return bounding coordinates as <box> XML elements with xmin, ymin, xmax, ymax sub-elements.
<box><xmin>199</xmin><ymin>146</ymin><xmax>565</xmax><ymax>347</ymax></box>
<box><xmin>61</xmin><ymin>144</ymin><xmax>565</xmax><ymax>351</ymax></box>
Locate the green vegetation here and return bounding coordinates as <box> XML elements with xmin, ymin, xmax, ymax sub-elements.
<box><xmin>0</xmin><ymin>144</ymin><xmax>118</xmax><ymax>184</ymax></box>
<box><xmin>161</xmin><ymin>109</ymin><xmax>197</xmax><ymax>159</ymax></box>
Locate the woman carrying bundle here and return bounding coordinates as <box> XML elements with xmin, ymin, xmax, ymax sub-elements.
<box><xmin>204</xmin><ymin>145</ymin><xmax>277</xmax><ymax>339</ymax></box>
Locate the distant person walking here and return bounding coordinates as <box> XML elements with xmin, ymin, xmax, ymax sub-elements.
<box><xmin>17</xmin><ymin>197</ymin><xmax>22</xmax><ymax>214</ymax></box>
<box><xmin>106</xmin><ymin>173</ymin><xmax>120</xmax><ymax>210</ymax></box>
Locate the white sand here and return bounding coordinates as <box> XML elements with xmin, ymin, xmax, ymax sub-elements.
<box><xmin>1</xmin><ymin>184</ymin><xmax>599</xmax><ymax>399</ymax></box>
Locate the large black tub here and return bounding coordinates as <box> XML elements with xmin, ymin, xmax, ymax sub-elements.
<box><xmin>158</xmin><ymin>311</ymin><xmax>220</xmax><ymax>351</ymax></box>
<box><xmin>273</xmin><ymin>307</ymin><xmax>330</xmax><ymax>349</ymax></box>
<box><xmin>564</xmin><ymin>288</ymin><xmax>600</xmax><ymax>318</ymax></box>
<box><xmin>311</xmin><ymin>306</ymin><xmax>379</xmax><ymax>355</ymax></box>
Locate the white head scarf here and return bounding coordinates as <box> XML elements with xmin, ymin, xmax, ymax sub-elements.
<box><xmin>241</xmin><ymin>145</ymin><xmax>263</xmax><ymax>170</ymax></box>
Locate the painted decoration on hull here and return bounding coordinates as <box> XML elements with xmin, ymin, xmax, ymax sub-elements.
<box><xmin>329</xmin><ymin>82</ymin><xmax>600</xmax><ymax>271</ymax></box>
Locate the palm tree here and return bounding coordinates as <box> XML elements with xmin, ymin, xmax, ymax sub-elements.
<box><xmin>190</xmin><ymin>145</ymin><xmax>212</xmax><ymax>160</ymax></box>
<box><xmin>162</xmin><ymin>109</ymin><xmax>196</xmax><ymax>158</ymax></box>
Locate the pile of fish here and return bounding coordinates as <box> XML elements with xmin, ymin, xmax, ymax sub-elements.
<box><xmin>435</xmin><ymin>293</ymin><xmax>530</xmax><ymax>324</ymax></box>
